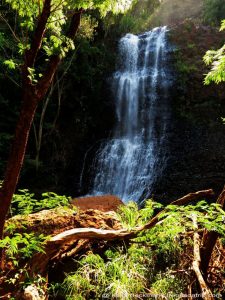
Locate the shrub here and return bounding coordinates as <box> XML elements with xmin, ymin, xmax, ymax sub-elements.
<box><xmin>61</xmin><ymin>199</ymin><xmax>225</xmax><ymax>299</ymax></box>
<box><xmin>10</xmin><ymin>189</ymin><xmax>71</xmax><ymax>216</ymax></box>
<box><xmin>203</xmin><ymin>0</ymin><xmax>225</xmax><ymax>26</ymax></box>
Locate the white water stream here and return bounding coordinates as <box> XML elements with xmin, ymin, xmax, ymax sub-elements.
<box><xmin>91</xmin><ymin>26</ymin><xmax>171</xmax><ymax>202</ymax></box>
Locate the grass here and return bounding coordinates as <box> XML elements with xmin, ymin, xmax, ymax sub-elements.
<box><xmin>60</xmin><ymin>200</ymin><xmax>225</xmax><ymax>299</ymax></box>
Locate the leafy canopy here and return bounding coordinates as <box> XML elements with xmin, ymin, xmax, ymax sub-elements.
<box><xmin>2</xmin><ymin>0</ymin><xmax>136</xmax><ymax>77</ymax></box>
<box><xmin>204</xmin><ymin>20</ymin><xmax>225</xmax><ymax>84</ymax></box>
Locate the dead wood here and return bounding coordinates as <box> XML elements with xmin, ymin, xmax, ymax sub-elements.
<box><xmin>28</xmin><ymin>189</ymin><xmax>214</xmax><ymax>274</ymax></box>
<box><xmin>192</xmin><ymin>214</ymin><xmax>214</xmax><ymax>300</ymax></box>
<box><xmin>47</xmin><ymin>189</ymin><xmax>215</xmax><ymax>249</ymax></box>
<box><xmin>1</xmin><ymin>190</ymin><xmax>214</xmax><ymax>298</ymax></box>
<box><xmin>140</xmin><ymin>189</ymin><xmax>214</xmax><ymax>231</ymax></box>
<box><xmin>6</xmin><ymin>208</ymin><xmax>122</xmax><ymax>236</ymax></box>
<box><xmin>23</xmin><ymin>284</ymin><xmax>45</xmax><ymax>300</ymax></box>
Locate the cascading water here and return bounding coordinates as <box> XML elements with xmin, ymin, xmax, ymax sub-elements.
<box><xmin>90</xmin><ymin>26</ymin><xmax>172</xmax><ymax>202</ymax></box>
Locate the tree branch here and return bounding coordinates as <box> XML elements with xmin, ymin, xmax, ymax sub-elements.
<box><xmin>0</xmin><ymin>14</ymin><xmax>20</xmax><ymax>42</ymax></box>
<box><xmin>36</xmin><ymin>9</ymin><xmax>82</xmax><ymax>99</ymax></box>
<box><xmin>25</xmin><ymin>0</ymin><xmax>51</xmax><ymax>67</ymax></box>
<box><xmin>170</xmin><ymin>189</ymin><xmax>215</xmax><ymax>206</ymax></box>
<box><xmin>67</xmin><ymin>9</ymin><xmax>83</xmax><ymax>39</ymax></box>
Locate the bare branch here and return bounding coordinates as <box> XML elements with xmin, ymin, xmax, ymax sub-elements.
<box><xmin>0</xmin><ymin>14</ymin><xmax>20</xmax><ymax>42</ymax></box>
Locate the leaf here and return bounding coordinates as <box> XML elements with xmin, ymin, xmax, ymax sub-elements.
<box><xmin>4</xmin><ymin>59</ymin><xmax>16</xmax><ymax>69</ymax></box>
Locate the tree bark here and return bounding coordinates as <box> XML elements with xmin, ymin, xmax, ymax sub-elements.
<box><xmin>0</xmin><ymin>6</ymin><xmax>83</xmax><ymax>244</ymax></box>
<box><xmin>0</xmin><ymin>89</ymin><xmax>39</xmax><ymax>239</ymax></box>
<box><xmin>25</xmin><ymin>0</ymin><xmax>51</xmax><ymax>67</ymax></box>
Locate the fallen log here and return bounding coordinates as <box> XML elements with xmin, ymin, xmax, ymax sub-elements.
<box><xmin>2</xmin><ymin>189</ymin><xmax>212</xmax><ymax>299</ymax></box>
<box><xmin>29</xmin><ymin>189</ymin><xmax>214</xmax><ymax>273</ymax></box>
<box><xmin>2</xmin><ymin>190</ymin><xmax>214</xmax><ymax>280</ymax></box>
<box><xmin>6</xmin><ymin>207</ymin><xmax>122</xmax><ymax>236</ymax></box>
<box><xmin>47</xmin><ymin>189</ymin><xmax>215</xmax><ymax>245</ymax></box>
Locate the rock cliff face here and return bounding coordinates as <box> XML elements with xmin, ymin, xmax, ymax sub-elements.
<box><xmin>152</xmin><ymin>21</ymin><xmax>225</xmax><ymax>202</ymax></box>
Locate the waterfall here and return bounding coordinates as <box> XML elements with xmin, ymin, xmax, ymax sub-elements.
<box><xmin>91</xmin><ymin>26</ymin><xmax>172</xmax><ymax>202</ymax></box>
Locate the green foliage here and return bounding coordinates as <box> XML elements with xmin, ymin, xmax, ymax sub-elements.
<box><xmin>203</xmin><ymin>0</ymin><xmax>225</xmax><ymax>26</ymax></box>
<box><xmin>135</xmin><ymin>200</ymin><xmax>225</xmax><ymax>269</ymax></box>
<box><xmin>140</xmin><ymin>199</ymin><xmax>163</xmax><ymax>223</ymax></box>
<box><xmin>204</xmin><ymin>21</ymin><xmax>225</xmax><ymax>84</ymax></box>
<box><xmin>63</xmin><ymin>247</ymin><xmax>150</xmax><ymax>300</ymax></box>
<box><xmin>1</xmin><ymin>219</ymin><xmax>48</xmax><ymax>291</ymax></box>
<box><xmin>77</xmin><ymin>15</ymin><xmax>98</xmax><ymax>40</ymax></box>
<box><xmin>2</xmin><ymin>0</ymin><xmax>135</xmax><ymax>65</ymax></box>
<box><xmin>4</xmin><ymin>59</ymin><xmax>16</xmax><ymax>70</ymax></box>
<box><xmin>116</xmin><ymin>201</ymin><xmax>140</xmax><ymax>229</ymax></box>
<box><xmin>151</xmin><ymin>272</ymin><xmax>185</xmax><ymax>300</ymax></box>
<box><xmin>48</xmin><ymin>282</ymin><xmax>65</xmax><ymax>299</ymax></box>
<box><xmin>116</xmin><ymin>199</ymin><xmax>162</xmax><ymax>229</ymax></box>
<box><xmin>221</xmin><ymin>19</ymin><xmax>225</xmax><ymax>30</ymax></box>
<box><xmin>175</xmin><ymin>49</ymin><xmax>198</xmax><ymax>76</ymax></box>
<box><xmin>0</xmin><ymin>232</ymin><xmax>47</xmax><ymax>267</ymax></box>
<box><xmin>38</xmin><ymin>191</ymin><xmax>71</xmax><ymax>209</ymax></box>
<box><xmin>103</xmin><ymin>0</ymin><xmax>160</xmax><ymax>36</ymax></box>
<box><xmin>11</xmin><ymin>189</ymin><xmax>71</xmax><ymax>215</ymax></box>
<box><xmin>61</xmin><ymin>199</ymin><xmax>225</xmax><ymax>299</ymax></box>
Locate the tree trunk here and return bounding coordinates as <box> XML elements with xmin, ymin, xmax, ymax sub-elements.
<box><xmin>0</xmin><ymin>88</ymin><xmax>39</xmax><ymax>239</ymax></box>
<box><xmin>0</xmin><ymin>9</ymin><xmax>82</xmax><ymax>242</ymax></box>
<box><xmin>0</xmin><ymin>5</ymin><xmax>82</xmax><ymax>253</ymax></box>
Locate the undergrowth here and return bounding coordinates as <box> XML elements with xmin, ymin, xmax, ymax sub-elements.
<box><xmin>10</xmin><ymin>189</ymin><xmax>71</xmax><ymax>216</ymax></box>
<box><xmin>55</xmin><ymin>199</ymin><xmax>225</xmax><ymax>300</ymax></box>
<box><xmin>0</xmin><ymin>190</ymin><xmax>71</xmax><ymax>296</ymax></box>
<box><xmin>1</xmin><ymin>188</ymin><xmax>224</xmax><ymax>299</ymax></box>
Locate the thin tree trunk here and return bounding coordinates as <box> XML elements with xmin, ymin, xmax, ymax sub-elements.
<box><xmin>0</xmin><ymin>6</ymin><xmax>83</xmax><ymax>268</ymax></box>
<box><xmin>0</xmin><ymin>0</ymin><xmax>53</xmax><ymax>233</ymax></box>
<box><xmin>200</xmin><ymin>185</ymin><xmax>225</xmax><ymax>276</ymax></box>
<box><xmin>192</xmin><ymin>214</ymin><xmax>214</xmax><ymax>300</ymax></box>
<box><xmin>0</xmin><ymin>90</ymin><xmax>39</xmax><ymax>239</ymax></box>
<box><xmin>34</xmin><ymin>83</ymin><xmax>54</xmax><ymax>170</ymax></box>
